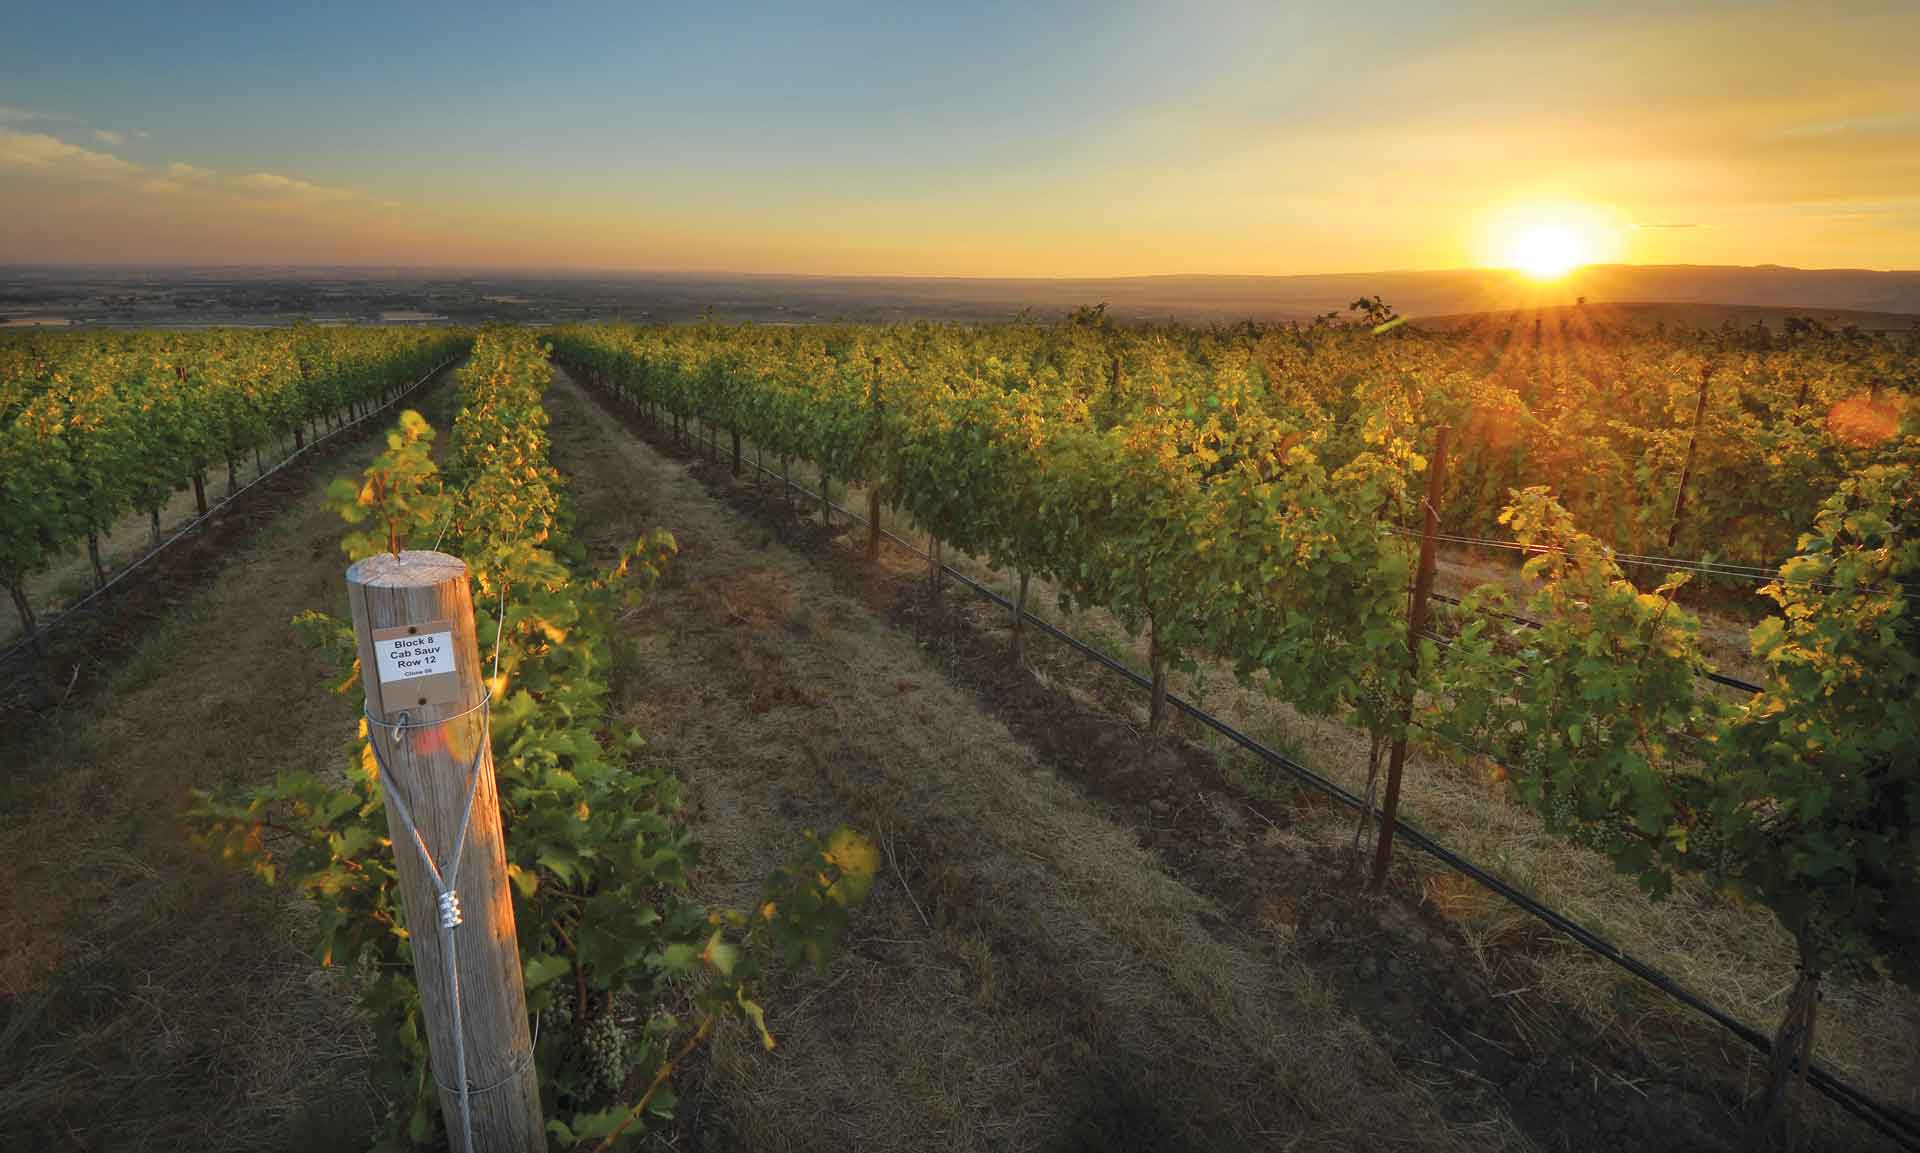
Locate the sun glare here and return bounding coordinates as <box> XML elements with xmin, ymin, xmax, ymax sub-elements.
<box><xmin>1479</xmin><ymin>202</ymin><xmax>1620</xmax><ymax>282</ymax></box>
<box><xmin>1505</xmin><ymin>224</ymin><xmax>1585</xmax><ymax>280</ymax></box>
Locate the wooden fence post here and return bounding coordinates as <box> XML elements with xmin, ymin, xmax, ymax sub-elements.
<box><xmin>347</xmin><ymin>550</ymin><xmax>545</xmax><ymax>1153</ymax></box>
<box><xmin>1369</xmin><ymin>426</ymin><xmax>1448</xmax><ymax>892</ymax></box>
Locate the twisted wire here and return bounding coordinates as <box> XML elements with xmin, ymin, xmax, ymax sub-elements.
<box><xmin>365</xmin><ymin>693</ymin><xmax>494</xmax><ymax>1153</ymax></box>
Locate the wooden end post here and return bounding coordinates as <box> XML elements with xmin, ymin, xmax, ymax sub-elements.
<box><xmin>1369</xmin><ymin>426</ymin><xmax>1448</xmax><ymax>893</ymax></box>
<box><xmin>346</xmin><ymin>550</ymin><xmax>545</xmax><ymax>1153</ymax></box>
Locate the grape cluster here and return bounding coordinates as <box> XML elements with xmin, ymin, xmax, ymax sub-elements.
<box><xmin>1686</xmin><ymin>821</ymin><xmax>1724</xmax><ymax>871</ymax></box>
<box><xmin>1546</xmin><ymin>788</ymin><xmax>1578</xmax><ymax>832</ymax></box>
<box><xmin>541</xmin><ymin>986</ymin><xmax>574</xmax><ymax>1033</ymax></box>
<box><xmin>582</xmin><ymin>1012</ymin><xmax>630</xmax><ymax>1096</ymax></box>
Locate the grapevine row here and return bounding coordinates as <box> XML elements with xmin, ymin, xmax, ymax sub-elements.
<box><xmin>548</xmin><ymin>320</ymin><xmax>1917</xmax><ymax>1116</ymax></box>
<box><xmin>0</xmin><ymin>326</ymin><xmax>470</xmax><ymax>643</ymax></box>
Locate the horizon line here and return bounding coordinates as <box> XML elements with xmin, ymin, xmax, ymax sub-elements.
<box><xmin>5</xmin><ymin>260</ymin><xmax>1920</xmax><ymax>282</ymax></box>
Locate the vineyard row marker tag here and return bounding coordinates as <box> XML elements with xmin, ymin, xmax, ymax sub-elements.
<box><xmin>371</xmin><ymin>619</ymin><xmax>462</xmax><ymax>711</ymax></box>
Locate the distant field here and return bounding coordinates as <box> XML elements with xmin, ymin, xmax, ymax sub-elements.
<box><xmin>4</xmin><ymin>262</ymin><xmax>1919</xmax><ymax>328</ymax></box>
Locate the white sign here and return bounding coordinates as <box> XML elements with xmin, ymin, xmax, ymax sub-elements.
<box><xmin>375</xmin><ymin>630</ymin><xmax>456</xmax><ymax>683</ymax></box>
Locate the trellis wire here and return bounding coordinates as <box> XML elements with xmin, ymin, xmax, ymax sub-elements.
<box><xmin>361</xmin><ymin>586</ymin><xmax>507</xmax><ymax>1153</ymax></box>
<box><xmin>366</xmin><ymin>693</ymin><xmax>491</xmax><ymax>1153</ymax></box>
<box><xmin>1424</xmin><ymin>591</ymin><xmax>1765</xmax><ymax>695</ymax></box>
<box><xmin>1390</xmin><ymin>525</ymin><xmax>1920</xmax><ymax>602</ymax></box>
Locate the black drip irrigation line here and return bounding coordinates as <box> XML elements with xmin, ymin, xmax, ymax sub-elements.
<box><xmin>702</xmin><ymin>440</ymin><xmax>1919</xmax><ymax>1150</ymax></box>
<box><xmin>1701</xmin><ymin>667</ymin><xmax>1767</xmax><ymax>694</ymax></box>
<box><xmin>1385</xmin><ymin>728</ymin><xmax>1912</xmax><ymax>1147</ymax></box>
<box><xmin>1427</xmin><ymin>590</ymin><xmax>1766</xmax><ymax>696</ymax></box>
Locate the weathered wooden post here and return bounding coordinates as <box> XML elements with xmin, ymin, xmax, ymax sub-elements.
<box><xmin>347</xmin><ymin>550</ymin><xmax>545</xmax><ymax>1153</ymax></box>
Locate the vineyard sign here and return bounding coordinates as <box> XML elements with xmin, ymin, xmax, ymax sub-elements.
<box><xmin>371</xmin><ymin>620</ymin><xmax>460</xmax><ymax>710</ymax></box>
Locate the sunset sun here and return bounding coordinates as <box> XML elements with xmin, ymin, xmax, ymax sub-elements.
<box><xmin>1479</xmin><ymin>202</ymin><xmax>1620</xmax><ymax>282</ymax></box>
<box><xmin>1505</xmin><ymin>224</ymin><xmax>1586</xmax><ymax>280</ymax></box>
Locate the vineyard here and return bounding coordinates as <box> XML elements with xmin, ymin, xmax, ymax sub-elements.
<box><xmin>547</xmin><ymin>312</ymin><xmax>1919</xmax><ymax>1142</ymax></box>
<box><xmin>1</xmin><ymin>314</ymin><xmax>1916</xmax><ymax>1152</ymax></box>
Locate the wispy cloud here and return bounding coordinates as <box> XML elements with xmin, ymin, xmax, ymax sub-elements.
<box><xmin>236</xmin><ymin>171</ymin><xmax>358</xmax><ymax>202</ymax></box>
<box><xmin>1635</xmin><ymin>222</ymin><xmax>1702</xmax><ymax>230</ymax></box>
<box><xmin>140</xmin><ymin>160</ymin><xmax>209</xmax><ymax>196</ymax></box>
<box><xmin>0</xmin><ymin>129</ymin><xmax>366</xmax><ymax>203</ymax></box>
<box><xmin>0</xmin><ymin>130</ymin><xmax>141</xmax><ymax>179</ymax></box>
<box><xmin>1</xmin><ymin>128</ymin><xmax>378</xmax><ymax>218</ymax></box>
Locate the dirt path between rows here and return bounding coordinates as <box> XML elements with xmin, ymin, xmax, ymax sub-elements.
<box><xmin>0</xmin><ymin>366</ymin><xmax>465</xmax><ymax>1152</ymax></box>
<box><xmin>541</xmin><ymin>365</ymin><xmax>1516</xmax><ymax>1153</ymax></box>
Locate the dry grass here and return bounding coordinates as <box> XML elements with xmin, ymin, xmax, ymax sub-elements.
<box><xmin>690</xmin><ymin>417</ymin><xmax>1918</xmax><ymax>1139</ymax></box>
<box><xmin>547</xmin><ymin>371</ymin><xmax>1527</xmax><ymax>1152</ymax></box>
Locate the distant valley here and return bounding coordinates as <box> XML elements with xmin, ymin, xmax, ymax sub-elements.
<box><xmin>3</xmin><ymin>263</ymin><xmax>1916</xmax><ymax>330</ymax></box>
